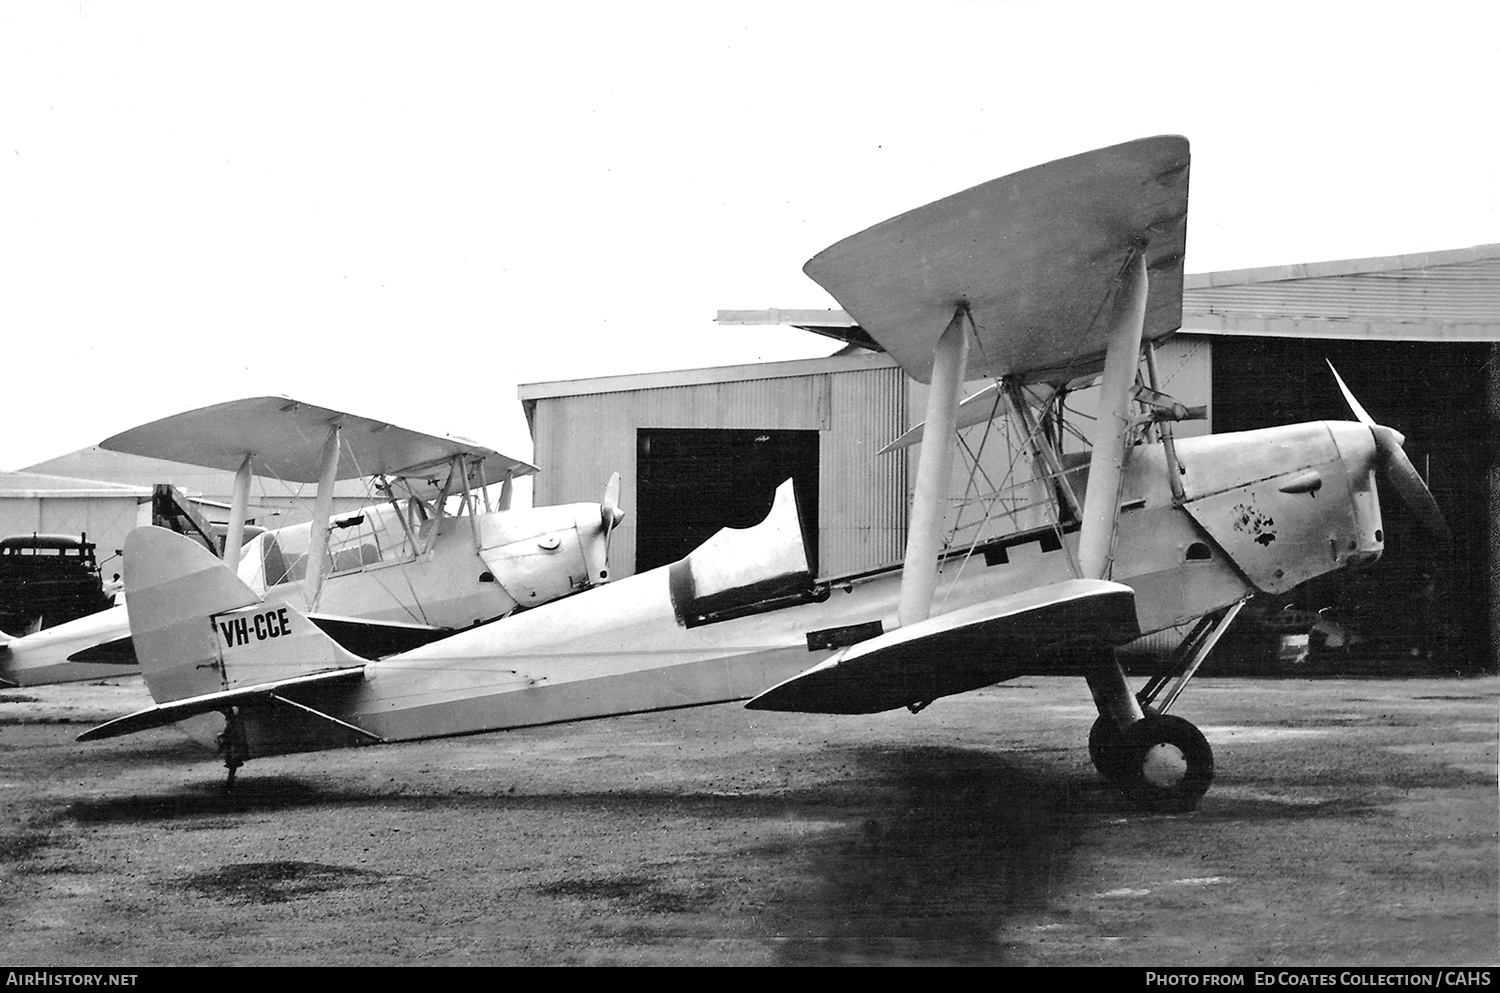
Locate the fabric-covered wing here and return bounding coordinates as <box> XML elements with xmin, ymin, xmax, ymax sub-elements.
<box><xmin>803</xmin><ymin>136</ymin><xmax>1189</xmax><ymax>385</ymax></box>
<box><xmin>101</xmin><ymin>397</ymin><xmax>537</xmax><ymax>483</ymax></box>
<box><xmin>747</xmin><ymin>579</ymin><xmax>1139</xmax><ymax>714</ymax></box>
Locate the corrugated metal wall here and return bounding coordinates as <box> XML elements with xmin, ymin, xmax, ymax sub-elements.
<box><xmin>529</xmin><ymin>358</ymin><xmax>908</xmax><ymax>579</ymax></box>
<box><xmin>822</xmin><ymin>363</ymin><xmax>907</xmax><ymax>574</ymax></box>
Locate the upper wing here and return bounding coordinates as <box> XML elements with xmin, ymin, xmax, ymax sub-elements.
<box><xmin>746</xmin><ymin>578</ymin><xmax>1140</xmax><ymax>714</ymax></box>
<box><xmin>100</xmin><ymin>396</ymin><xmax>537</xmax><ymax>484</ymax></box>
<box><xmin>803</xmin><ymin>136</ymin><xmax>1190</xmax><ymax>386</ymax></box>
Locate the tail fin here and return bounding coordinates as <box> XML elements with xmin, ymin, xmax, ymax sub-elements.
<box><xmin>125</xmin><ymin>526</ymin><xmax>363</xmax><ymax>704</ymax></box>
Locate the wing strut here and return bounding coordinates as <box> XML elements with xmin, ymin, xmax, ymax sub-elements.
<box><xmin>303</xmin><ymin>421</ymin><xmax>343</xmax><ymax>609</ymax></box>
<box><xmin>223</xmin><ymin>453</ymin><xmax>253</xmax><ymax>570</ymax></box>
<box><xmin>1076</xmin><ymin>250</ymin><xmax>1149</xmax><ymax>582</ymax></box>
<box><xmin>897</xmin><ymin>306</ymin><xmax>972</xmax><ymax>627</ymax></box>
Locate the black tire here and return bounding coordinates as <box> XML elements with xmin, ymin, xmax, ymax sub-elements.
<box><xmin>1088</xmin><ymin>715</ymin><xmax>1134</xmax><ymax>784</ymax></box>
<box><xmin>1120</xmin><ymin>714</ymin><xmax>1214</xmax><ymax>813</ymax></box>
<box><xmin>1088</xmin><ymin>703</ymin><xmax>1158</xmax><ymax>784</ymax></box>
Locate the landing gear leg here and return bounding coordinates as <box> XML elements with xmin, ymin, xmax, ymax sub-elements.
<box><xmin>1084</xmin><ymin>646</ymin><xmax>1214</xmax><ymax>812</ymax></box>
<box><xmin>1084</xmin><ymin>645</ymin><xmax>1145</xmax><ymax>781</ymax></box>
<box><xmin>217</xmin><ymin>708</ymin><xmax>249</xmax><ymax>790</ymax></box>
<box><xmin>1084</xmin><ymin>645</ymin><xmax>1145</xmax><ymax>785</ymax></box>
<box><xmin>1088</xmin><ymin>711</ymin><xmax>1136</xmax><ymax>784</ymax></box>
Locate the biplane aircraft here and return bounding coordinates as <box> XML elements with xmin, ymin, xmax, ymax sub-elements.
<box><xmin>0</xmin><ymin>398</ymin><xmax>625</xmax><ymax>687</ymax></box>
<box><xmin>79</xmin><ymin>136</ymin><xmax>1446</xmax><ymax>811</ymax></box>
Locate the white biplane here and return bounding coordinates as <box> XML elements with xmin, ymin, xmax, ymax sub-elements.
<box><xmin>79</xmin><ymin>136</ymin><xmax>1445</xmax><ymax>811</ymax></box>
<box><xmin>0</xmin><ymin>398</ymin><xmax>624</xmax><ymax>687</ymax></box>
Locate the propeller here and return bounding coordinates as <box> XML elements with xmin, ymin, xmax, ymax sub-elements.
<box><xmin>599</xmin><ymin>472</ymin><xmax>626</xmax><ymax>574</ymax></box>
<box><xmin>1327</xmin><ymin>361</ymin><xmax>1451</xmax><ymax>548</ymax></box>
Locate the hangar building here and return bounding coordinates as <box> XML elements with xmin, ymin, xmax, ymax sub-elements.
<box><xmin>520</xmin><ymin>244</ymin><xmax>1500</xmax><ymax>672</ymax></box>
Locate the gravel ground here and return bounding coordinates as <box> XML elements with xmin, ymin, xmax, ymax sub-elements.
<box><xmin>1</xmin><ymin>674</ymin><xmax>1495</xmax><ymax>966</ymax></box>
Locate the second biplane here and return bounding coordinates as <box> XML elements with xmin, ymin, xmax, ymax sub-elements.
<box><xmin>0</xmin><ymin>399</ymin><xmax>624</xmax><ymax>687</ymax></box>
<box><xmin>80</xmin><ymin>136</ymin><xmax>1446</xmax><ymax>811</ymax></box>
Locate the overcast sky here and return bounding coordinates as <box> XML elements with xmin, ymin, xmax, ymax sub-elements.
<box><xmin>3</xmin><ymin>1</ymin><xmax>1497</xmax><ymax>484</ymax></box>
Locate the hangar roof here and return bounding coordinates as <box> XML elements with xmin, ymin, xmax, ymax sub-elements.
<box><xmin>1179</xmin><ymin>243</ymin><xmax>1500</xmax><ymax>340</ymax></box>
<box><xmin>0</xmin><ymin>471</ymin><xmax>150</xmax><ymax>500</ymax></box>
<box><xmin>518</xmin><ymin>349</ymin><xmax>897</xmax><ymax>402</ymax></box>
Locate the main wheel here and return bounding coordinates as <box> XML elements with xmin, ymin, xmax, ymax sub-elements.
<box><xmin>1121</xmin><ymin>714</ymin><xmax>1214</xmax><ymax>813</ymax></box>
<box><xmin>1088</xmin><ymin>715</ymin><xmax>1134</xmax><ymax>784</ymax></box>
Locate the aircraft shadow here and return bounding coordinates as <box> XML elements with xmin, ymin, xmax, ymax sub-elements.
<box><xmin>737</xmin><ymin>742</ymin><xmax>1105</xmax><ymax>966</ymax></box>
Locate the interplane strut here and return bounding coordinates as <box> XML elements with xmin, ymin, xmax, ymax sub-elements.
<box><xmin>897</xmin><ymin>306</ymin><xmax>972</xmax><ymax>627</ymax></box>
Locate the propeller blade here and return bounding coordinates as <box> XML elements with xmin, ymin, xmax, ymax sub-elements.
<box><xmin>600</xmin><ymin>472</ymin><xmax>624</xmax><ymax>529</ymax></box>
<box><xmin>599</xmin><ymin>472</ymin><xmax>625</xmax><ymax>570</ymax></box>
<box><xmin>1327</xmin><ymin>360</ymin><xmax>1376</xmax><ymax>427</ymax></box>
<box><xmin>1372</xmin><ymin>426</ymin><xmax>1451</xmax><ymax>547</ymax></box>
<box><xmin>1327</xmin><ymin>362</ymin><xmax>1450</xmax><ymax>547</ymax></box>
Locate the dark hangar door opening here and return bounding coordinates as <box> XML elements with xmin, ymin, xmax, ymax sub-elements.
<box><xmin>1211</xmin><ymin>337</ymin><xmax>1490</xmax><ymax>671</ymax></box>
<box><xmin>635</xmin><ymin>429</ymin><xmax>819</xmax><ymax>575</ymax></box>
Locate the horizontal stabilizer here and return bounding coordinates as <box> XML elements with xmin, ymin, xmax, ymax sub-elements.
<box><xmin>746</xmin><ymin>579</ymin><xmax>1139</xmax><ymax>714</ymax></box>
<box><xmin>804</xmin><ymin>136</ymin><xmax>1189</xmax><ymax>386</ymax></box>
<box><xmin>77</xmin><ymin>666</ymin><xmax>370</xmax><ymax>742</ymax></box>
